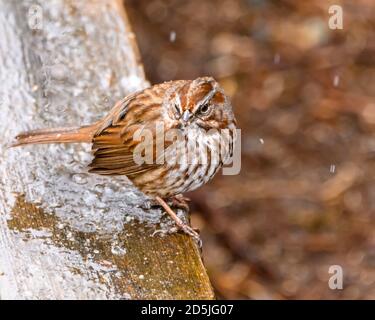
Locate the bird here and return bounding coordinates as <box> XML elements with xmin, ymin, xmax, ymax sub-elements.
<box><xmin>11</xmin><ymin>76</ymin><xmax>237</xmax><ymax>243</ymax></box>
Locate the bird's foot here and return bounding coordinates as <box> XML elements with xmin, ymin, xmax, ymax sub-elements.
<box><xmin>154</xmin><ymin>196</ymin><xmax>201</xmax><ymax>247</ymax></box>
<box><xmin>168</xmin><ymin>194</ymin><xmax>190</xmax><ymax>212</ymax></box>
<box><xmin>140</xmin><ymin>195</ymin><xmax>190</xmax><ymax>212</ymax></box>
<box><xmin>178</xmin><ymin>223</ymin><xmax>202</xmax><ymax>247</ymax></box>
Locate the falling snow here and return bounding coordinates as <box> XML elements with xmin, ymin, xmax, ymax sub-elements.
<box><xmin>330</xmin><ymin>164</ymin><xmax>336</xmax><ymax>173</ymax></box>
<box><xmin>169</xmin><ymin>31</ymin><xmax>176</xmax><ymax>42</ymax></box>
<box><xmin>333</xmin><ymin>75</ymin><xmax>340</xmax><ymax>87</ymax></box>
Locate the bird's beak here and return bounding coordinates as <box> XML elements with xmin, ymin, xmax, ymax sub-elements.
<box><xmin>182</xmin><ymin>110</ymin><xmax>191</xmax><ymax>123</ymax></box>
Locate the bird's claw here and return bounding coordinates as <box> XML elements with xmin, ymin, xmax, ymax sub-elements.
<box><xmin>168</xmin><ymin>195</ymin><xmax>190</xmax><ymax>212</ymax></box>
<box><xmin>180</xmin><ymin>224</ymin><xmax>202</xmax><ymax>247</ymax></box>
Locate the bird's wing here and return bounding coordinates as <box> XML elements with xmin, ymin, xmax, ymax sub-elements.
<box><xmin>88</xmin><ymin>85</ymin><xmax>167</xmax><ymax>176</ymax></box>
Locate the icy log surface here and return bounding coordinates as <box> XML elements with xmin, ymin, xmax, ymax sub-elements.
<box><xmin>0</xmin><ymin>0</ymin><xmax>214</xmax><ymax>299</ymax></box>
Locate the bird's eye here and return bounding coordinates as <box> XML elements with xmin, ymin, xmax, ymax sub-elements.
<box><xmin>199</xmin><ymin>103</ymin><xmax>210</xmax><ymax>115</ymax></box>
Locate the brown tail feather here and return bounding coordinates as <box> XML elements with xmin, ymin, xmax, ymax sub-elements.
<box><xmin>11</xmin><ymin>125</ymin><xmax>98</xmax><ymax>147</ymax></box>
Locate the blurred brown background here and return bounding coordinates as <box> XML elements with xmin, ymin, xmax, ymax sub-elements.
<box><xmin>125</xmin><ymin>0</ymin><xmax>375</xmax><ymax>299</ymax></box>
